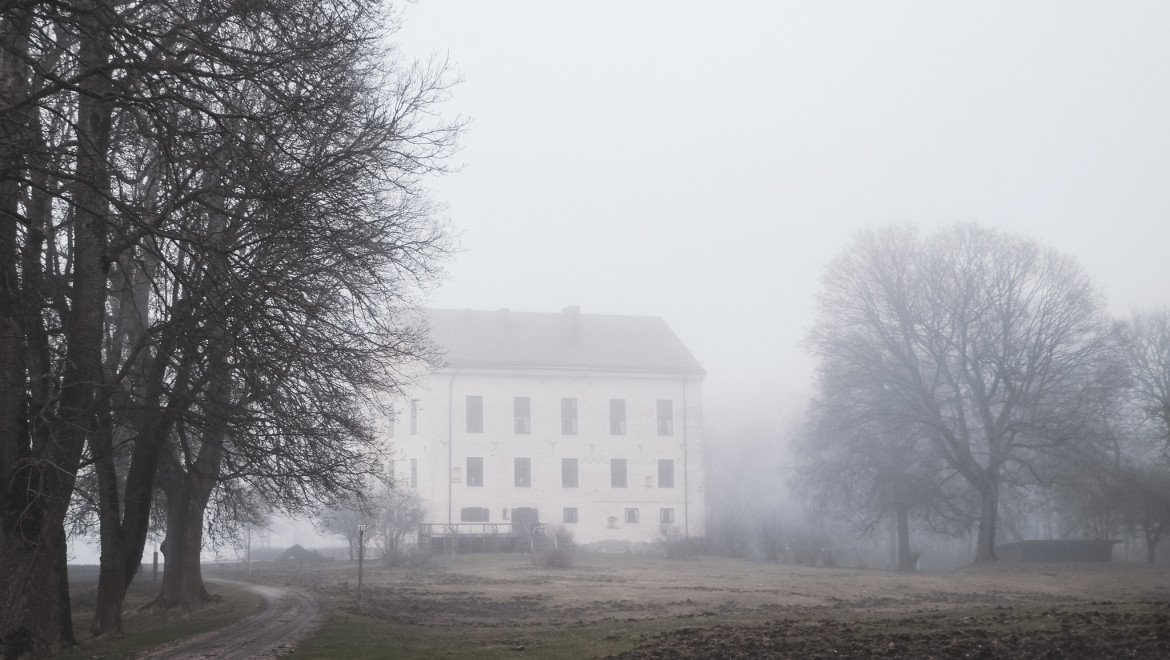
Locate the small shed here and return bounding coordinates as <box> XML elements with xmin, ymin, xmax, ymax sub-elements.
<box><xmin>996</xmin><ymin>540</ymin><xmax>1119</xmax><ymax>563</ymax></box>
<box><xmin>277</xmin><ymin>544</ymin><xmax>324</xmax><ymax>563</ymax></box>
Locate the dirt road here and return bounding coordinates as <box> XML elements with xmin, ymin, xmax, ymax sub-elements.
<box><xmin>137</xmin><ymin>579</ymin><xmax>321</xmax><ymax>659</ymax></box>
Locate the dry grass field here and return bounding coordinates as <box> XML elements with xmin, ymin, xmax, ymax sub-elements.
<box><xmin>215</xmin><ymin>550</ymin><xmax>1170</xmax><ymax>658</ymax></box>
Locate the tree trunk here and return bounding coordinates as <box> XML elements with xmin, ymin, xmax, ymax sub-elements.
<box><xmin>973</xmin><ymin>480</ymin><xmax>999</xmax><ymax>563</ymax></box>
<box><xmin>91</xmin><ymin>413</ymin><xmax>169</xmax><ymax>635</ymax></box>
<box><xmin>91</xmin><ymin>263</ymin><xmax>173</xmax><ymax>636</ymax></box>
<box><xmin>1</xmin><ymin>0</ymin><xmax>111</xmax><ymax>648</ymax></box>
<box><xmin>1145</xmin><ymin>524</ymin><xmax>1163</xmax><ymax>565</ymax></box>
<box><xmin>0</xmin><ymin>526</ymin><xmax>72</xmax><ymax>658</ymax></box>
<box><xmin>155</xmin><ymin>434</ymin><xmax>223</xmax><ymax>609</ymax></box>
<box><xmin>155</xmin><ymin>208</ymin><xmax>231</xmax><ymax>609</ymax></box>
<box><xmin>895</xmin><ymin>503</ymin><xmax>916</xmax><ymax>572</ymax></box>
<box><xmin>156</xmin><ymin>476</ymin><xmax>216</xmax><ymax>608</ymax></box>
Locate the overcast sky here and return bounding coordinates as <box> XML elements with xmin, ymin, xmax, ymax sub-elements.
<box><xmin>395</xmin><ymin>1</ymin><xmax>1170</xmax><ymax>430</ymax></box>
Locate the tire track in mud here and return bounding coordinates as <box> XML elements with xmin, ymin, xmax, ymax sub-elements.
<box><xmin>137</xmin><ymin>578</ymin><xmax>321</xmax><ymax>659</ymax></box>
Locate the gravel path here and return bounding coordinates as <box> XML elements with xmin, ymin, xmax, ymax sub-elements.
<box><xmin>137</xmin><ymin>579</ymin><xmax>321</xmax><ymax>659</ymax></box>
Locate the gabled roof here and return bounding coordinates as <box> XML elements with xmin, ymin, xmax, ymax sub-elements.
<box><xmin>425</xmin><ymin>308</ymin><xmax>705</xmax><ymax>376</ymax></box>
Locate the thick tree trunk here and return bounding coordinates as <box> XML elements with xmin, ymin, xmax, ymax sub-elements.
<box><xmin>156</xmin><ymin>491</ymin><xmax>213</xmax><ymax>607</ymax></box>
<box><xmin>155</xmin><ymin>455</ymin><xmax>219</xmax><ymax>608</ymax></box>
<box><xmin>2</xmin><ymin>0</ymin><xmax>111</xmax><ymax>649</ymax></box>
<box><xmin>895</xmin><ymin>504</ymin><xmax>916</xmax><ymax>572</ymax></box>
<box><xmin>973</xmin><ymin>480</ymin><xmax>999</xmax><ymax>563</ymax></box>
<box><xmin>0</xmin><ymin>526</ymin><xmax>72</xmax><ymax>658</ymax></box>
<box><xmin>155</xmin><ymin>209</ymin><xmax>231</xmax><ymax>609</ymax></box>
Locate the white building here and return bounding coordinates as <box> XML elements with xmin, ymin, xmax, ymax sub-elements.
<box><xmin>390</xmin><ymin>307</ymin><xmax>705</xmax><ymax>546</ymax></box>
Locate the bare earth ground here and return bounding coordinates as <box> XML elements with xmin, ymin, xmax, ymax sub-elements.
<box><xmin>135</xmin><ymin>579</ymin><xmax>321</xmax><ymax>660</ymax></box>
<box><xmin>232</xmin><ymin>552</ymin><xmax>1170</xmax><ymax>658</ymax></box>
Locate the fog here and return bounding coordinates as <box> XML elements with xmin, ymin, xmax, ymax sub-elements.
<box><xmin>395</xmin><ymin>1</ymin><xmax>1170</xmax><ymax>431</ymax></box>
<box><xmin>383</xmin><ymin>1</ymin><xmax>1170</xmax><ymax>566</ymax></box>
<box><xmin>66</xmin><ymin>2</ymin><xmax>1170</xmax><ymax>566</ymax></box>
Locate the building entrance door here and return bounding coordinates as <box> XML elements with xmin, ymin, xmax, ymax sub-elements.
<box><xmin>510</xmin><ymin>507</ymin><xmax>539</xmax><ymax>531</ymax></box>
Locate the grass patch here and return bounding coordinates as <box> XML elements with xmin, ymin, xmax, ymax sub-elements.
<box><xmin>287</xmin><ymin>605</ymin><xmax>704</xmax><ymax>659</ymax></box>
<box><xmin>61</xmin><ymin>569</ymin><xmax>261</xmax><ymax>660</ymax></box>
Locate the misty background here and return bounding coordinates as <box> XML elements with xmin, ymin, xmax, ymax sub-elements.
<box><xmin>67</xmin><ymin>1</ymin><xmax>1170</xmax><ymax>564</ymax></box>
<box><xmin>389</xmin><ymin>1</ymin><xmax>1170</xmax><ymax>566</ymax></box>
<box><xmin>395</xmin><ymin>1</ymin><xmax>1170</xmax><ymax>433</ymax></box>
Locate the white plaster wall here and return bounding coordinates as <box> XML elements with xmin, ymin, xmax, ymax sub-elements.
<box><xmin>388</xmin><ymin>368</ymin><xmax>705</xmax><ymax>545</ymax></box>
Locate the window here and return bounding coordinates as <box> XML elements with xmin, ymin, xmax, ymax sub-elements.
<box><xmin>656</xmin><ymin>400</ymin><xmax>673</xmax><ymax>436</ymax></box>
<box><xmin>609</xmin><ymin>399</ymin><xmax>626</xmax><ymax>435</ymax></box>
<box><xmin>514</xmin><ymin>457</ymin><xmax>531</xmax><ymax>487</ymax></box>
<box><xmin>561</xmin><ymin>397</ymin><xmax>578</xmax><ymax>434</ymax></box>
<box><xmin>466</xmin><ymin>457</ymin><xmax>483</xmax><ymax>487</ymax></box>
<box><xmin>611</xmin><ymin>458</ymin><xmax>627</xmax><ymax>488</ymax></box>
<box><xmin>410</xmin><ymin>399</ymin><xmax>418</xmax><ymax>435</ymax></box>
<box><xmin>514</xmin><ymin>396</ymin><xmax>531</xmax><ymax>434</ymax></box>
<box><xmin>461</xmin><ymin>507</ymin><xmax>489</xmax><ymax>522</ymax></box>
<box><xmin>660</xmin><ymin>508</ymin><xmax>675</xmax><ymax>524</ymax></box>
<box><xmin>562</xmin><ymin>458</ymin><xmax>579</xmax><ymax>488</ymax></box>
<box><xmin>410</xmin><ymin>458</ymin><xmax>417</xmax><ymax>488</ymax></box>
<box><xmin>658</xmin><ymin>459</ymin><xmax>675</xmax><ymax>488</ymax></box>
<box><xmin>625</xmin><ymin>507</ymin><xmax>640</xmax><ymax>523</ymax></box>
<box><xmin>607</xmin><ymin>516</ymin><xmax>618</xmax><ymax>529</ymax></box>
<box><xmin>466</xmin><ymin>395</ymin><xmax>483</xmax><ymax>433</ymax></box>
<box><xmin>563</xmin><ymin>507</ymin><xmax>578</xmax><ymax>523</ymax></box>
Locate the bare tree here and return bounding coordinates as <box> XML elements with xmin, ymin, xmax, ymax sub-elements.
<box><xmin>797</xmin><ymin>375</ymin><xmax>973</xmax><ymax>571</ymax></box>
<box><xmin>1114</xmin><ymin>308</ymin><xmax>1170</xmax><ymax>561</ymax></box>
<box><xmin>2</xmin><ymin>0</ymin><xmax>457</xmax><ymax>649</ymax></box>
<box><xmin>1122</xmin><ymin>307</ymin><xmax>1170</xmax><ymax>451</ymax></box>
<box><xmin>317</xmin><ymin>498</ymin><xmax>377</xmax><ymax>561</ymax></box>
<box><xmin>809</xmin><ymin>224</ymin><xmax>1117</xmax><ymax>563</ymax></box>
<box><xmin>376</xmin><ymin>488</ymin><xmax>425</xmax><ymax>563</ymax></box>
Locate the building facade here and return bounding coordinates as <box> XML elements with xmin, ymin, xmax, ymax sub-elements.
<box><xmin>390</xmin><ymin>307</ymin><xmax>705</xmax><ymax>545</ymax></box>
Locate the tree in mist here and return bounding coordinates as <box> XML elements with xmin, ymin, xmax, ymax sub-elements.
<box><xmin>1121</xmin><ymin>307</ymin><xmax>1170</xmax><ymax>451</ymax></box>
<box><xmin>1052</xmin><ymin>451</ymin><xmax>1170</xmax><ymax>563</ymax></box>
<box><xmin>1</xmin><ymin>0</ymin><xmax>456</xmax><ymax>650</ymax></box>
<box><xmin>1096</xmin><ymin>308</ymin><xmax>1170</xmax><ymax>562</ymax></box>
<box><xmin>317</xmin><ymin>498</ymin><xmax>376</xmax><ymax>561</ymax></box>
<box><xmin>797</xmin><ymin>385</ymin><xmax>972</xmax><ymax>571</ymax></box>
<box><xmin>376</xmin><ymin>488</ymin><xmax>425</xmax><ymax>563</ymax></box>
<box><xmin>1119</xmin><ymin>307</ymin><xmax>1170</xmax><ymax>561</ymax></box>
<box><xmin>809</xmin><ymin>224</ymin><xmax>1117</xmax><ymax>563</ymax></box>
<box><xmin>317</xmin><ymin>482</ymin><xmax>424</xmax><ymax>562</ymax></box>
<box><xmin>1055</xmin><ymin>308</ymin><xmax>1170</xmax><ymax>562</ymax></box>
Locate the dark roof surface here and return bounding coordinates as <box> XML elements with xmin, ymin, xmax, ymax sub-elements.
<box><xmin>425</xmin><ymin>308</ymin><xmax>705</xmax><ymax>376</ymax></box>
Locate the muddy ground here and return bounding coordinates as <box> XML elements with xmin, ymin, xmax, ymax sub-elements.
<box><xmin>239</xmin><ymin>552</ymin><xmax>1170</xmax><ymax>658</ymax></box>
